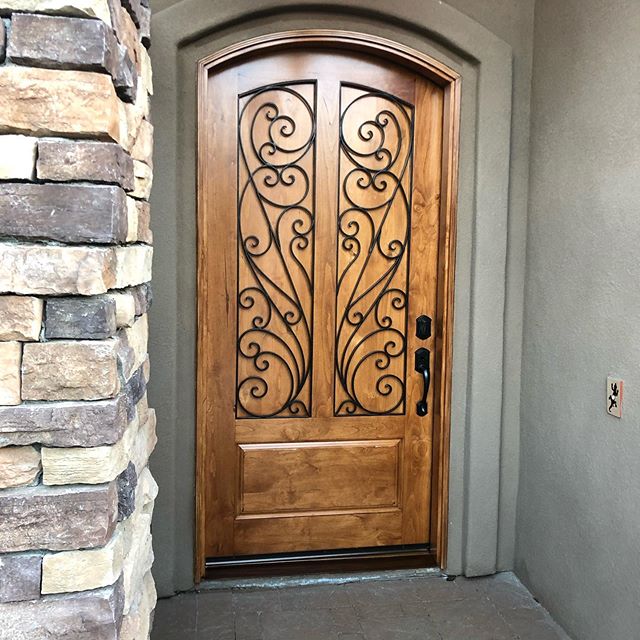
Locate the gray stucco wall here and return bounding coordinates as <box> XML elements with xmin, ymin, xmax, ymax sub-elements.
<box><xmin>517</xmin><ymin>1</ymin><xmax>640</xmax><ymax>639</ymax></box>
<box><xmin>148</xmin><ymin>0</ymin><xmax>533</xmax><ymax>596</ymax></box>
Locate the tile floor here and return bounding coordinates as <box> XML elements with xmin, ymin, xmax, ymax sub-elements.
<box><xmin>152</xmin><ymin>571</ymin><xmax>571</xmax><ymax>639</ymax></box>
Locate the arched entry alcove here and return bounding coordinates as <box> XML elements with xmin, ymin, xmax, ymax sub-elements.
<box><xmin>150</xmin><ymin>0</ymin><xmax>513</xmax><ymax>595</ymax></box>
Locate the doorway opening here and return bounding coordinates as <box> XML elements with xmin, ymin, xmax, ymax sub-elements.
<box><xmin>196</xmin><ymin>31</ymin><xmax>460</xmax><ymax>581</ymax></box>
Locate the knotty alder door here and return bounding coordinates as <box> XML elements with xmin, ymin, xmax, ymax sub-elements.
<box><xmin>199</xmin><ymin>46</ymin><xmax>451</xmax><ymax>564</ymax></box>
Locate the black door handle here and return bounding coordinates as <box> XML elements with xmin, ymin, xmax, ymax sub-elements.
<box><xmin>415</xmin><ymin>347</ymin><xmax>430</xmax><ymax>416</ymax></box>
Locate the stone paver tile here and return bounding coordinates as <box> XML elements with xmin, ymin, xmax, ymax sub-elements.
<box><xmin>260</xmin><ymin>607</ymin><xmax>362</xmax><ymax>640</ymax></box>
<box><xmin>278</xmin><ymin>583</ymin><xmax>354</xmax><ymax>610</ymax></box>
<box><xmin>230</xmin><ymin>588</ymin><xmax>282</xmax><ymax>613</ymax></box>
<box><xmin>427</xmin><ymin>596</ymin><xmax>516</xmax><ymax>640</ymax></box>
<box><xmin>234</xmin><ymin>610</ymin><xmax>263</xmax><ymax>640</ymax></box>
<box><xmin>152</xmin><ymin>594</ymin><xmax>196</xmax><ymax>638</ymax></box>
<box><xmin>498</xmin><ymin>603</ymin><xmax>572</xmax><ymax>640</ymax></box>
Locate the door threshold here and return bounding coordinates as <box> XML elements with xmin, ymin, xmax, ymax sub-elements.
<box><xmin>203</xmin><ymin>544</ymin><xmax>437</xmax><ymax>581</ymax></box>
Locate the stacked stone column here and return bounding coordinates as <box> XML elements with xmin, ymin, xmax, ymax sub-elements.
<box><xmin>0</xmin><ymin>0</ymin><xmax>156</xmax><ymax>637</ymax></box>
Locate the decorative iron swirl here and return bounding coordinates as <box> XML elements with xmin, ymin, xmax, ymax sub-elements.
<box><xmin>236</xmin><ymin>82</ymin><xmax>316</xmax><ymax>418</ymax></box>
<box><xmin>334</xmin><ymin>84</ymin><xmax>415</xmax><ymax>416</ymax></box>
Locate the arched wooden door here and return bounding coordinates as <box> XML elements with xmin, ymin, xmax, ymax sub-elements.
<box><xmin>197</xmin><ymin>34</ymin><xmax>459</xmax><ymax>574</ymax></box>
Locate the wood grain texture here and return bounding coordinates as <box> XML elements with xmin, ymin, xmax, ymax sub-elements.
<box><xmin>196</xmin><ymin>31</ymin><xmax>460</xmax><ymax>580</ymax></box>
<box><xmin>239</xmin><ymin>440</ymin><xmax>401</xmax><ymax>514</ymax></box>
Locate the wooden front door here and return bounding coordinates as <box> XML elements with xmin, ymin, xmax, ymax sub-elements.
<box><xmin>198</xmin><ymin>40</ymin><xmax>457</xmax><ymax>568</ymax></box>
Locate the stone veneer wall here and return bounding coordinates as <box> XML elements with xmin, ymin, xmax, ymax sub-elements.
<box><xmin>0</xmin><ymin>0</ymin><xmax>156</xmax><ymax>637</ymax></box>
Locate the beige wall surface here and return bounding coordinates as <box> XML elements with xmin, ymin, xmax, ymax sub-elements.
<box><xmin>518</xmin><ymin>1</ymin><xmax>640</xmax><ymax>639</ymax></box>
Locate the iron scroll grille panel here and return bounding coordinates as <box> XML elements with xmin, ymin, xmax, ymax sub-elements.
<box><xmin>334</xmin><ymin>83</ymin><xmax>415</xmax><ymax>417</ymax></box>
<box><xmin>235</xmin><ymin>81</ymin><xmax>317</xmax><ymax>419</ymax></box>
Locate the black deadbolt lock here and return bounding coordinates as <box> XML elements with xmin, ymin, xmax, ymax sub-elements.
<box><xmin>416</xmin><ymin>315</ymin><xmax>431</xmax><ymax>340</ymax></box>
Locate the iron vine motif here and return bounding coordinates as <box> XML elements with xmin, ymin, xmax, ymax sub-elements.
<box><xmin>334</xmin><ymin>83</ymin><xmax>415</xmax><ymax>416</ymax></box>
<box><xmin>235</xmin><ymin>82</ymin><xmax>317</xmax><ymax>419</ymax></box>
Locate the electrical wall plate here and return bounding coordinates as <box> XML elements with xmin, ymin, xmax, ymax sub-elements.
<box><xmin>606</xmin><ymin>376</ymin><xmax>623</xmax><ymax>418</ymax></box>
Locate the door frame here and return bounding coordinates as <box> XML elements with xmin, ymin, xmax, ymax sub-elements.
<box><xmin>195</xmin><ymin>29</ymin><xmax>461</xmax><ymax>581</ymax></box>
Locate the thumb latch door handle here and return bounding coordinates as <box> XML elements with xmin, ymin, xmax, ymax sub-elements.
<box><xmin>415</xmin><ymin>347</ymin><xmax>430</xmax><ymax>417</ymax></box>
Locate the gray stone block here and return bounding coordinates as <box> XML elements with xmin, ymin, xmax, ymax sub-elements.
<box><xmin>0</xmin><ymin>553</ymin><xmax>42</xmax><ymax>603</ymax></box>
<box><xmin>0</xmin><ymin>580</ymin><xmax>124</xmax><ymax>639</ymax></box>
<box><xmin>124</xmin><ymin>363</ymin><xmax>147</xmax><ymax>420</ymax></box>
<box><xmin>0</xmin><ymin>19</ymin><xmax>5</xmax><ymax>64</ymax></box>
<box><xmin>130</xmin><ymin>282</ymin><xmax>153</xmax><ymax>317</ymax></box>
<box><xmin>45</xmin><ymin>296</ymin><xmax>117</xmax><ymax>340</ymax></box>
<box><xmin>0</xmin><ymin>183</ymin><xmax>128</xmax><ymax>244</ymax></box>
<box><xmin>6</xmin><ymin>13</ymin><xmax>136</xmax><ymax>102</ymax></box>
<box><xmin>117</xmin><ymin>461</ymin><xmax>137</xmax><ymax>521</ymax></box>
<box><xmin>0</xmin><ymin>482</ymin><xmax>118</xmax><ymax>553</ymax></box>
<box><xmin>0</xmin><ymin>397</ymin><xmax>128</xmax><ymax>447</ymax></box>
<box><xmin>140</xmin><ymin>5</ymin><xmax>151</xmax><ymax>48</ymax></box>
<box><xmin>37</xmin><ymin>138</ymin><xmax>134</xmax><ymax>191</ymax></box>
<box><xmin>114</xmin><ymin>44</ymin><xmax>137</xmax><ymax>103</ymax></box>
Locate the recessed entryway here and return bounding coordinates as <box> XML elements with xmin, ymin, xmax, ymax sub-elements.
<box><xmin>196</xmin><ymin>32</ymin><xmax>460</xmax><ymax>578</ymax></box>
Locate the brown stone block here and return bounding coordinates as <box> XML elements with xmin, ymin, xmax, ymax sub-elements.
<box><xmin>0</xmin><ymin>183</ymin><xmax>128</xmax><ymax>244</ymax></box>
<box><xmin>0</xmin><ymin>242</ymin><xmax>116</xmax><ymax>296</ymax></box>
<box><xmin>0</xmin><ymin>446</ymin><xmax>41</xmax><ymax>488</ymax></box>
<box><xmin>0</xmin><ymin>482</ymin><xmax>118</xmax><ymax>552</ymax></box>
<box><xmin>121</xmin><ymin>0</ymin><xmax>143</xmax><ymax>27</ymax></box>
<box><xmin>0</xmin><ymin>66</ymin><xmax>124</xmax><ymax>144</ymax></box>
<box><xmin>7</xmin><ymin>13</ymin><xmax>137</xmax><ymax>104</ymax></box>
<box><xmin>22</xmin><ymin>340</ymin><xmax>120</xmax><ymax>401</ymax></box>
<box><xmin>0</xmin><ymin>0</ymin><xmax>113</xmax><ymax>25</ymax></box>
<box><xmin>37</xmin><ymin>138</ymin><xmax>134</xmax><ymax>190</ymax></box>
<box><xmin>0</xmin><ymin>553</ymin><xmax>42</xmax><ymax>603</ymax></box>
<box><xmin>0</xmin><ymin>396</ymin><xmax>128</xmax><ymax>447</ymax></box>
<box><xmin>0</xmin><ymin>580</ymin><xmax>124</xmax><ymax>639</ymax></box>
<box><xmin>0</xmin><ymin>296</ymin><xmax>42</xmax><ymax>341</ymax></box>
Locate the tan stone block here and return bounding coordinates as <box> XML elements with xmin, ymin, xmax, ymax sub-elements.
<box><xmin>0</xmin><ymin>67</ymin><xmax>124</xmax><ymax>144</ymax></box>
<box><xmin>0</xmin><ymin>446</ymin><xmax>40</xmax><ymax>489</ymax></box>
<box><xmin>139</xmin><ymin>46</ymin><xmax>153</xmax><ymax>96</ymax></box>
<box><xmin>108</xmin><ymin>290</ymin><xmax>136</xmax><ymax>328</ymax></box>
<box><xmin>125</xmin><ymin>196</ymin><xmax>139</xmax><ymax>243</ymax></box>
<box><xmin>130</xmin><ymin>119</ymin><xmax>153</xmax><ymax>166</ymax></box>
<box><xmin>0</xmin><ymin>296</ymin><xmax>42</xmax><ymax>341</ymax></box>
<box><xmin>121</xmin><ymin>512</ymin><xmax>152</xmax><ymax>613</ymax></box>
<box><xmin>125</xmin><ymin>198</ymin><xmax>151</xmax><ymax>244</ymax></box>
<box><xmin>118</xmin><ymin>314</ymin><xmax>148</xmax><ymax>380</ymax></box>
<box><xmin>0</xmin><ymin>342</ymin><xmax>21</xmax><ymax>405</ymax></box>
<box><xmin>0</xmin><ymin>243</ymin><xmax>116</xmax><ymax>295</ymax></box>
<box><xmin>0</xmin><ymin>0</ymin><xmax>112</xmax><ymax>25</ymax></box>
<box><xmin>42</xmin><ymin>530</ymin><xmax>123</xmax><ymax>594</ymax></box>
<box><xmin>131</xmin><ymin>160</ymin><xmax>152</xmax><ymax>200</ymax></box>
<box><xmin>119</xmin><ymin>570</ymin><xmax>156</xmax><ymax>640</ymax></box>
<box><xmin>135</xmin><ymin>466</ymin><xmax>158</xmax><ymax>517</ymax></box>
<box><xmin>129</xmin><ymin>409</ymin><xmax>156</xmax><ymax>473</ymax></box>
<box><xmin>121</xmin><ymin>78</ymin><xmax>149</xmax><ymax>151</ymax></box>
<box><xmin>0</xmin><ymin>135</ymin><xmax>37</xmax><ymax>180</ymax></box>
<box><xmin>115</xmin><ymin>245</ymin><xmax>153</xmax><ymax>288</ymax></box>
<box><xmin>22</xmin><ymin>340</ymin><xmax>120</xmax><ymax>401</ymax></box>
<box><xmin>41</xmin><ymin>416</ymin><xmax>136</xmax><ymax>485</ymax></box>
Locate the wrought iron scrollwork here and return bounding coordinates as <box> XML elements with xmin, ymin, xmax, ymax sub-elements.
<box><xmin>236</xmin><ymin>82</ymin><xmax>317</xmax><ymax>419</ymax></box>
<box><xmin>334</xmin><ymin>83</ymin><xmax>415</xmax><ymax>416</ymax></box>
